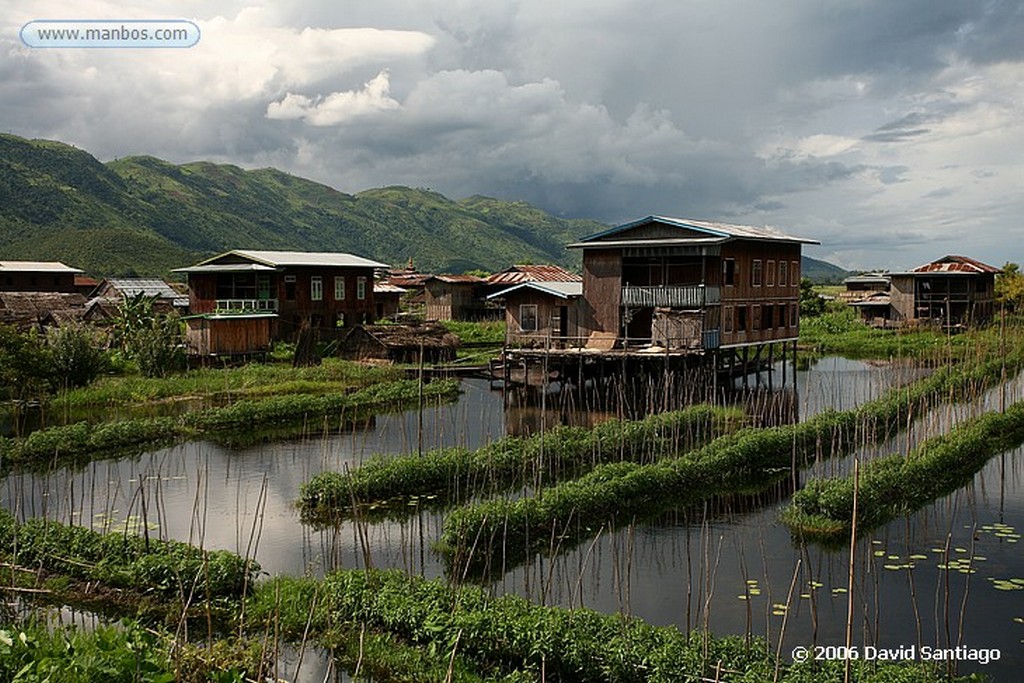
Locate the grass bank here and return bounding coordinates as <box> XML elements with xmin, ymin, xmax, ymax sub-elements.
<box><xmin>0</xmin><ymin>379</ymin><xmax>459</xmax><ymax>469</ymax></box>
<box><xmin>299</xmin><ymin>404</ymin><xmax>743</xmax><ymax>522</ymax></box>
<box><xmin>799</xmin><ymin>308</ymin><xmax>978</xmax><ymax>360</ymax></box>
<box><xmin>439</xmin><ymin>348</ymin><xmax>1024</xmax><ymax>574</ymax></box>
<box><xmin>782</xmin><ymin>400</ymin><xmax>1024</xmax><ymax>543</ymax></box>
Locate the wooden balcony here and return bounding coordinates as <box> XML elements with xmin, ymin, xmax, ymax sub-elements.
<box><xmin>214</xmin><ymin>298</ymin><xmax>279</xmax><ymax>314</ymax></box>
<box><xmin>621</xmin><ymin>284</ymin><xmax>721</xmax><ymax>308</ymax></box>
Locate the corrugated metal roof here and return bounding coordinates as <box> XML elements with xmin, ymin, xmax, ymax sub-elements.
<box><xmin>187</xmin><ymin>249</ymin><xmax>389</xmax><ymax>270</ymax></box>
<box><xmin>428</xmin><ymin>274</ymin><xmax>486</xmax><ymax>284</ymax></box>
<box><xmin>374</xmin><ymin>283</ymin><xmax>408</xmax><ymax>294</ymax></box>
<box><xmin>0</xmin><ymin>260</ymin><xmax>83</xmax><ymax>273</ymax></box>
<box><xmin>486</xmin><ymin>264</ymin><xmax>581</xmax><ymax>285</ymax></box>
<box><xmin>173</xmin><ymin>263</ymin><xmax>277</xmax><ymax>274</ymax></box>
<box><xmin>907</xmin><ymin>255</ymin><xmax>1002</xmax><ymax>275</ymax></box>
<box><xmin>571</xmin><ymin>215</ymin><xmax>819</xmax><ymax>247</ymax></box>
<box><xmin>487</xmin><ymin>280</ymin><xmax>583</xmax><ymax>300</ymax></box>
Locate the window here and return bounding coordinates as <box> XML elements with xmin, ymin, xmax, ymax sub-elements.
<box><xmin>724</xmin><ymin>306</ymin><xmax>734</xmax><ymax>333</ymax></box>
<box><xmin>752</xmin><ymin>260</ymin><xmax>762</xmax><ymax>287</ymax></box>
<box><xmin>335</xmin><ymin>313</ymin><xmax>345</xmax><ymax>328</ymax></box>
<box><xmin>311</xmin><ymin>276</ymin><xmax>323</xmax><ymax>301</ymax></box>
<box><xmin>778</xmin><ymin>304</ymin><xmax>786</xmax><ymax>329</ymax></box>
<box><xmin>790</xmin><ymin>261</ymin><xmax>799</xmax><ymax>287</ymax></box>
<box><xmin>767</xmin><ymin>260</ymin><xmax>775</xmax><ymax>287</ymax></box>
<box><xmin>284</xmin><ymin>275</ymin><xmax>296</xmax><ymax>301</ymax></box>
<box><xmin>737</xmin><ymin>306</ymin><xmax>747</xmax><ymax>332</ymax></box>
<box><xmin>334</xmin><ymin>276</ymin><xmax>345</xmax><ymax>300</ymax></box>
<box><xmin>520</xmin><ymin>304</ymin><xmax>538</xmax><ymax>332</ymax></box>
<box><xmin>356</xmin><ymin>276</ymin><xmax>367</xmax><ymax>300</ymax></box>
<box><xmin>723</xmin><ymin>259</ymin><xmax>736</xmax><ymax>286</ymax></box>
<box><xmin>790</xmin><ymin>303</ymin><xmax>798</xmax><ymax>327</ymax></box>
<box><xmin>753</xmin><ymin>304</ymin><xmax>762</xmax><ymax>331</ymax></box>
<box><xmin>779</xmin><ymin>261</ymin><xmax>788</xmax><ymax>289</ymax></box>
<box><xmin>764</xmin><ymin>304</ymin><xmax>774</xmax><ymax>329</ymax></box>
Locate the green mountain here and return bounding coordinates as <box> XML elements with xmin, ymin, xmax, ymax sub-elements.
<box><xmin>0</xmin><ymin>133</ymin><xmax>847</xmax><ymax>282</ymax></box>
<box><xmin>801</xmin><ymin>256</ymin><xmax>850</xmax><ymax>284</ymax></box>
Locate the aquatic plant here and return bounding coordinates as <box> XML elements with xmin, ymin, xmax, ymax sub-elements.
<box><xmin>299</xmin><ymin>404</ymin><xmax>742</xmax><ymax>520</ymax></box>
<box><xmin>439</xmin><ymin>348</ymin><xmax>1024</xmax><ymax>573</ymax></box>
<box><xmin>783</xmin><ymin>400</ymin><xmax>1024</xmax><ymax>542</ymax></box>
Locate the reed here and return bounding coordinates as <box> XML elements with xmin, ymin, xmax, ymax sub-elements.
<box><xmin>782</xmin><ymin>400</ymin><xmax>1024</xmax><ymax>542</ymax></box>
<box><xmin>299</xmin><ymin>404</ymin><xmax>743</xmax><ymax>521</ymax></box>
<box><xmin>439</xmin><ymin>348</ymin><xmax>1024</xmax><ymax>574</ymax></box>
<box><xmin>0</xmin><ymin>379</ymin><xmax>459</xmax><ymax>468</ymax></box>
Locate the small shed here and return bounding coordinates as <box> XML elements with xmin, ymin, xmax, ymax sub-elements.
<box><xmin>373</xmin><ymin>283</ymin><xmax>407</xmax><ymax>321</ymax></box>
<box><xmin>850</xmin><ymin>291</ymin><xmax>895</xmax><ymax>328</ymax></box>
<box><xmin>424</xmin><ymin>275</ymin><xmax>491</xmax><ymax>321</ymax></box>
<box><xmin>338</xmin><ymin>324</ymin><xmax>459</xmax><ymax>364</ymax></box>
<box><xmin>487</xmin><ymin>281</ymin><xmax>583</xmax><ymax>349</ymax></box>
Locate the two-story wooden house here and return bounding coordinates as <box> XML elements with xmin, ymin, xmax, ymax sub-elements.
<box><xmin>567</xmin><ymin>216</ymin><xmax>819</xmax><ymax>352</ymax></box>
<box><xmin>174</xmin><ymin>250</ymin><xmax>388</xmax><ymax>356</ymax></box>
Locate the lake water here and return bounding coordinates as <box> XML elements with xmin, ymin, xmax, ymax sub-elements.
<box><xmin>4</xmin><ymin>357</ymin><xmax>1022</xmax><ymax>680</ymax></box>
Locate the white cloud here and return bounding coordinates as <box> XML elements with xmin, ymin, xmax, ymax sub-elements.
<box><xmin>266</xmin><ymin>71</ymin><xmax>400</xmax><ymax>125</ymax></box>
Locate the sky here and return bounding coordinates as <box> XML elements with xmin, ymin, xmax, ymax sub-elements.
<box><xmin>3</xmin><ymin>0</ymin><xmax>1023</xmax><ymax>270</ymax></box>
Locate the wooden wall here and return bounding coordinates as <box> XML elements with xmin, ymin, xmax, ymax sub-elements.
<box><xmin>0</xmin><ymin>272</ymin><xmax>77</xmax><ymax>293</ymax></box>
<box><xmin>718</xmin><ymin>241</ymin><xmax>802</xmax><ymax>347</ymax></box>
<box><xmin>581</xmin><ymin>249</ymin><xmax>621</xmax><ymax>338</ymax></box>
<box><xmin>502</xmin><ymin>290</ymin><xmax>582</xmax><ymax>348</ymax></box>
<box><xmin>185</xmin><ymin>317</ymin><xmax>271</xmax><ymax>356</ymax></box>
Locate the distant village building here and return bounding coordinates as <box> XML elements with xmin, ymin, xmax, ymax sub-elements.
<box><xmin>567</xmin><ymin>216</ymin><xmax>818</xmax><ymax>351</ymax></box>
<box><xmin>840</xmin><ymin>273</ymin><xmax>890</xmax><ymax>303</ymax></box>
<box><xmin>373</xmin><ymin>282</ymin><xmax>407</xmax><ymax>321</ymax></box>
<box><xmin>485</xmin><ymin>264</ymin><xmax>581</xmax><ymax>288</ymax></box>
<box><xmin>423</xmin><ymin>274</ymin><xmax>492</xmax><ymax>321</ymax></box>
<box><xmin>89</xmin><ymin>278</ymin><xmax>189</xmax><ymax>316</ymax></box>
<box><xmin>0</xmin><ymin>260</ymin><xmax>82</xmax><ymax>293</ymax></box>
<box><xmin>0</xmin><ymin>292</ymin><xmax>86</xmax><ymax>329</ymax></box>
<box><xmin>174</xmin><ymin>249</ymin><xmax>388</xmax><ymax>356</ymax></box>
<box><xmin>486</xmin><ymin>281</ymin><xmax>583</xmax><ymax>348</ymax></box>
<box><xmin>888</xmin><ymin>255</ymin><xmax>1000</xmax><ymax>328</ymax></box>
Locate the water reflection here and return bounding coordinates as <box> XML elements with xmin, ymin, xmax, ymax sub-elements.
<box><xmin>4</xmin><ymin>357</ymin><xmax>1021</xmax><ymax>679</ymax></box>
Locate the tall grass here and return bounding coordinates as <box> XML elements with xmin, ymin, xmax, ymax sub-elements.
<box><xmin>783</xmin><ymin>399</ymin><xmax>1024</xmax><ymax>542</ymax></box>
<box><xmin>299</xmin><ymin>404</ymin><xmax>743</xmax><ymax>521</ymax></box>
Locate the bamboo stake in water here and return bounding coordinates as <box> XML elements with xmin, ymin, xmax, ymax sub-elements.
<box><xmin>844</xmin><ymin>459</ymin><xmax>859</xmax><ymax>683</ymax></box>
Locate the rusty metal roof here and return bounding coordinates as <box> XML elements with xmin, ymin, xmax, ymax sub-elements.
<box><xmin>426</xmin><ymin>274</ymin><xmax>486</xmax><ymax>284</ymax></box>
<box><xmin>907</xmin><ymin>255</ymin><xmax>1002</xmax><ymax>275</ymax></box>
<box><xmin>486</xmin><ymin>264</ymin><xmax>581</xmax><ymax>285</ymax></box>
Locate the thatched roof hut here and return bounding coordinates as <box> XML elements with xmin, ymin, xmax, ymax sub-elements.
<box><xmin>338</xmin><ymin>323</ymin><xmax>459</xmax><ymax>364</ymax></box>
<box><xmin>0</xmin><ymin>292</ymin><xmax>86</xmax><ymax>329</ymax></box>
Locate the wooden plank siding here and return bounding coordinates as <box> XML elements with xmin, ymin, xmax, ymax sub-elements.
<box><xmin>718</xmin><ymin>241</ymin><xmax>801</xmax><ymax>347</ymax></box>
<box><xmin>502</xmin><ymin>290</ymin><xmax>582</xmax><ymax>348</ymax></box>
<box><xmin>184</xmin><ymin>316</ymin><xmax>272</xmax><ymax>356</ymax></box>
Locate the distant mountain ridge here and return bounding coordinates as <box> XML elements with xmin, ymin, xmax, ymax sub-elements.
<box><xmin>0</xmin><ymin>133</ymin><xmax>846</xmax><ymax>281</ymax></box>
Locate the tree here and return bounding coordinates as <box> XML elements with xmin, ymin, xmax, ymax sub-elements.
<box><xmin>996</xmin><ymin>262</ymin><xmax>1024</xmax><ymax>313</ymax></box>
<box><xmin>47</xmin><ymin>324</ymin><xmax>108</xmax><ymax>390</ymax></box>
<box><xmin>799</xmin><ymin>277</ymin><xmax>826</xmax><ymax>317</ymax></box>
<box><xmin>0</xmin><ymin>324</ymin><xmax>55</xmax><ymax>400</ymax></box>
<box><xmin>112</xmin><ymin>294</ymin><xmax>186</xmax><ymax>377</ymax></box>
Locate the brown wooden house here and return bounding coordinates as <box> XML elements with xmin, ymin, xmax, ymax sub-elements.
<box><xmin>174</xmin><ymin>250</ymin><xmax>388</xmax><ymax>356</ymax></box>
<box><xmin>486</xmin><ymin>281</ymin><xmax>583</xmax><ymax>348</ymax></box>
<box><xmin>889</xmin><ymin>255</ymin><xmax>1000</xmax><ymax>328</ymax></box>
<box><xmin>0</xmin><ymin>261</ymin><xmax>83</xmax><ymax>293</ymax></box>
<box><xmin>567</xmin><ymin>216</ymin><xmax>818</xmax><ymax>351</ymax></box>
<box><xmin>424</xmin><ymin>274</ymin><xmax>491</xmax><ymax>321</ymax></box>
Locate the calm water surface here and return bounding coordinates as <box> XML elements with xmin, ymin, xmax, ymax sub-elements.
<box><xmin>4</xmin><ymin>357</ymin><xmax>1022</xmax><ymax>679</ymax></box>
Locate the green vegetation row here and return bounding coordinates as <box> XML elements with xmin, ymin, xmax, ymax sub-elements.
<box><xmin>249</xmin><ymin>568</ymin><xmax>964</xmax><ymax>683</ymax></box>
<box><xmin>782</xmin><ymin>400</ymin><xmax>1024</xmax><ymax>543</ymax></box>
<box><xmin>0</xmin><ymin>379</ymin><xmax>459</xmax><ymax>468</ymax></box>
<box><xmin>0</xmin><ymin>509</ymin><xmax>257</xmax><ymax>601</ymax></box>
<box><xmin>299</xmin><ymin>404</ymin><xmax>742</xmax><ymax>522</ymax></box>
<box><xmin>440</xmin><ymin>348</ymin><xmax>1024</xmax><ymax>574</ymax></box>
<box><xmin>51</xmin><ymin>356</ymin><xmax>401</xmax><ymax>409</ymax></box>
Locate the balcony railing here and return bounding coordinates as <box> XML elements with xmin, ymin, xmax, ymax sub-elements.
<box><xmin>214</xmin><ymin>298</ymin><xmax>279</xmax><ymax>314</ymax></box>
<box><xmin>621</xmin><ymin>284</ymin><xmax>721</xmax><ymax>308</ymax></box>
